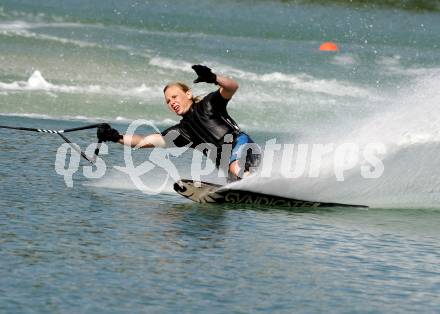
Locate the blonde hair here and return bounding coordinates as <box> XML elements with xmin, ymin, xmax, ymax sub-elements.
<box><xmin>163</xmin><ymin>82</ymin><xmax>202</xmax><ymax>103</ymax></box>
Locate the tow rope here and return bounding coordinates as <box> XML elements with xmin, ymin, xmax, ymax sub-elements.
<box><xmin>0</xmin><ymin>123</ymin><xmax>105</xmax><ymax>164</ymax></box>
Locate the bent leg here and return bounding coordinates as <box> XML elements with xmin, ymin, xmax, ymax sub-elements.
<box><xmin>228</xmin><ymin>160</ymin><xmax>252</xmax><ymax>182</ymax></box>
<box><xmin>228</xmin><ymin>132</ymin><xmax>261</xmax><ymax>182</ymax></box>
<box><xmin>229</xmin><ymin>160</ymin><xmax>241</xmax><ymax>177</ymax></box>
<box><xmin>228</xmin><ymin>161</ymin><xmax>243</xmax><ymax>182</ymax></box>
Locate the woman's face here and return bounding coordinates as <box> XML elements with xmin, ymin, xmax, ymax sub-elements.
<box><xmin>164</xmin><ymin>85</ymin><xmax>193</xmax><ymax>116</ymax></box>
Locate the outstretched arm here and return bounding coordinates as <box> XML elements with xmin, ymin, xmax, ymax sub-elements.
<box><xmin>97</xmin><ymin>124</ymin><xmax>166</xmax><ymax>148</ymax></box>
<box><xmin>118</xmin><ymin>133</ymin><xmax>166</xmax><ymax>148</ymax></box>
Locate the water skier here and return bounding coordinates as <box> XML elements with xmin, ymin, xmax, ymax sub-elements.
<box><xmin>97</xmin><ymin>65</ymin><xmax>260</xmax><ymax>181</ymax></box>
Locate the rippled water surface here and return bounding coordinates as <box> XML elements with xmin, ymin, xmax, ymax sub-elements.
<box><xmin>1</xmin><ymin>117</ymin><xmax>440</xmax><ymax>313</ymax></box>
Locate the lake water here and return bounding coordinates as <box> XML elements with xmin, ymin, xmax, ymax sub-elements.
<box><xmin>1</xmin><ymin>1</ymin><xmax>440</xmax><ymax>312</ymax></box>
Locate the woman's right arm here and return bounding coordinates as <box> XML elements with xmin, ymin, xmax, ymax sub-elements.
<box><xmin>119</xmin><ymin>133</ymin><xmax>166</xmax><ymax>148</ymax></box>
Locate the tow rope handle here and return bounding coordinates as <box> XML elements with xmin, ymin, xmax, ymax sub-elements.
<box><xmin>94</xmin><ymin>139</ymin><xmax>103</xmax><ymax>156</ymax></box>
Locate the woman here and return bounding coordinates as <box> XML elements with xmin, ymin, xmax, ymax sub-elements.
<box><xmin>97</xmin><ymin>65</ymin><xmax>260</xmax><ymax>180</ymax></box>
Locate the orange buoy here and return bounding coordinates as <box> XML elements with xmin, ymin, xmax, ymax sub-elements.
<box><xmin>319</xmin><ymin>41</ymin><xmax>339</xmax><ymax>52</ymax></box>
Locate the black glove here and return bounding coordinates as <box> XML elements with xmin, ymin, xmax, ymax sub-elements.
<box><xmin>192</xmin><ymin>64</ymin><xmax>218</xmax><ymax>84</ymax></box>
<box><xmin>97</xmin><ymin>123</ymin><xmax>122</xmax><ymax>143</ymax></box>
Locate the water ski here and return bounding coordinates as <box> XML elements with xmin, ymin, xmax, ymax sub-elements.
<box><xmin>173</xmin><ymin>179</ymin><xmax>368</xmax><ymax>208</ymax></box>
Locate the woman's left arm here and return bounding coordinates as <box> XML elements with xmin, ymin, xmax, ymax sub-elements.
<box><xmin>217</xmin><ymin>75</ymin><xmax>239</xmax><ymax>100</ymax></box>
